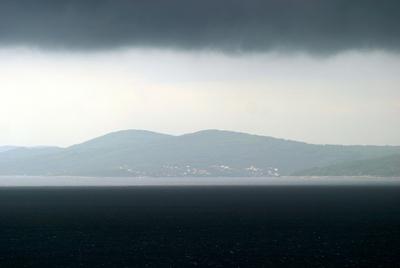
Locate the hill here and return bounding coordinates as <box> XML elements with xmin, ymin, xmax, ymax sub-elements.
<box><xmin>0</xmin><ymin>130</ymin><xmax>399</xmax><ymax>177</ymax></box>
<box><xmin>0</xmin><ymin>146</ymin><xmax>20</xmax><ymax>153</ymax></box>
<box><xmin>293</xmin><ymin>154</ymin><xmax>400</xmax><ymax>177</ymax></box>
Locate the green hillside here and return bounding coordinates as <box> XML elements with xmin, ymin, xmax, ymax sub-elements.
<box><xmin>0</xmin><ymin>130</ymin><xmax>399</xmax><ymax>177</ymax></box>
<box><xmin>293</xmin><ymin>154</ymin><xmax>400</xmax><ymax>177</ymax></box>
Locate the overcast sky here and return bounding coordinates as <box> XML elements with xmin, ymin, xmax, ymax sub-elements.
<box><xmin>0</xmin><ymin>0</ymin><xmax>399</xmax><ymax>146</ymax></box>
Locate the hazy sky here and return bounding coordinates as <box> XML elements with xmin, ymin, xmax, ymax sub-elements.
<box><xmin>0</xmin><ymin>0</ymin><xmax>399</xmax><ymax>146</ymax></box>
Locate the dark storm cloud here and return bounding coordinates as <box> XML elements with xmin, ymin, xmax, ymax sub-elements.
<box><xmin>0</xmin><ymin>0</ymin><xmax>399</xmax><ymax>53</ymax></box>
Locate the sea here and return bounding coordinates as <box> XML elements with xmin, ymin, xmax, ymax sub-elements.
<box><xmin>0</xmin><ymin>176</ymin><xmax>399</xmax><ymax>267</ymax></box>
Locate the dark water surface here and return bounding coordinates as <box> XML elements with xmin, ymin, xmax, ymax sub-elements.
<box><xmin>0</xmin><ymin>186</ymin><xmax>399</xmax><ymax>267</ymax></box>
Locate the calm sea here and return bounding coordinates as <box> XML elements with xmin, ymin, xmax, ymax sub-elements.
<box><xmin>0</xmin><ymin>177</ymin><xmax>399</xmax><ymax>267</ymax></box>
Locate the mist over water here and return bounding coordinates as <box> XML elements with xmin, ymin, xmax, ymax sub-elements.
<box><xmin>0</xmin><ymin>176</ymin><xmax>399</xmax><ymax>187</ymax></box>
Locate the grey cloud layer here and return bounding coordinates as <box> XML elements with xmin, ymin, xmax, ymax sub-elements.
<box><xmin>0</xmin><ymin>0</ymin><xmax>399</xmax><ymax>53</ymax></box>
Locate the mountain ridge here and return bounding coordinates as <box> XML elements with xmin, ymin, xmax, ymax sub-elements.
<box><xmin>0</xmin><ymin>129</ymin><xmax>399</xmax><ymax>177</ymax></box>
